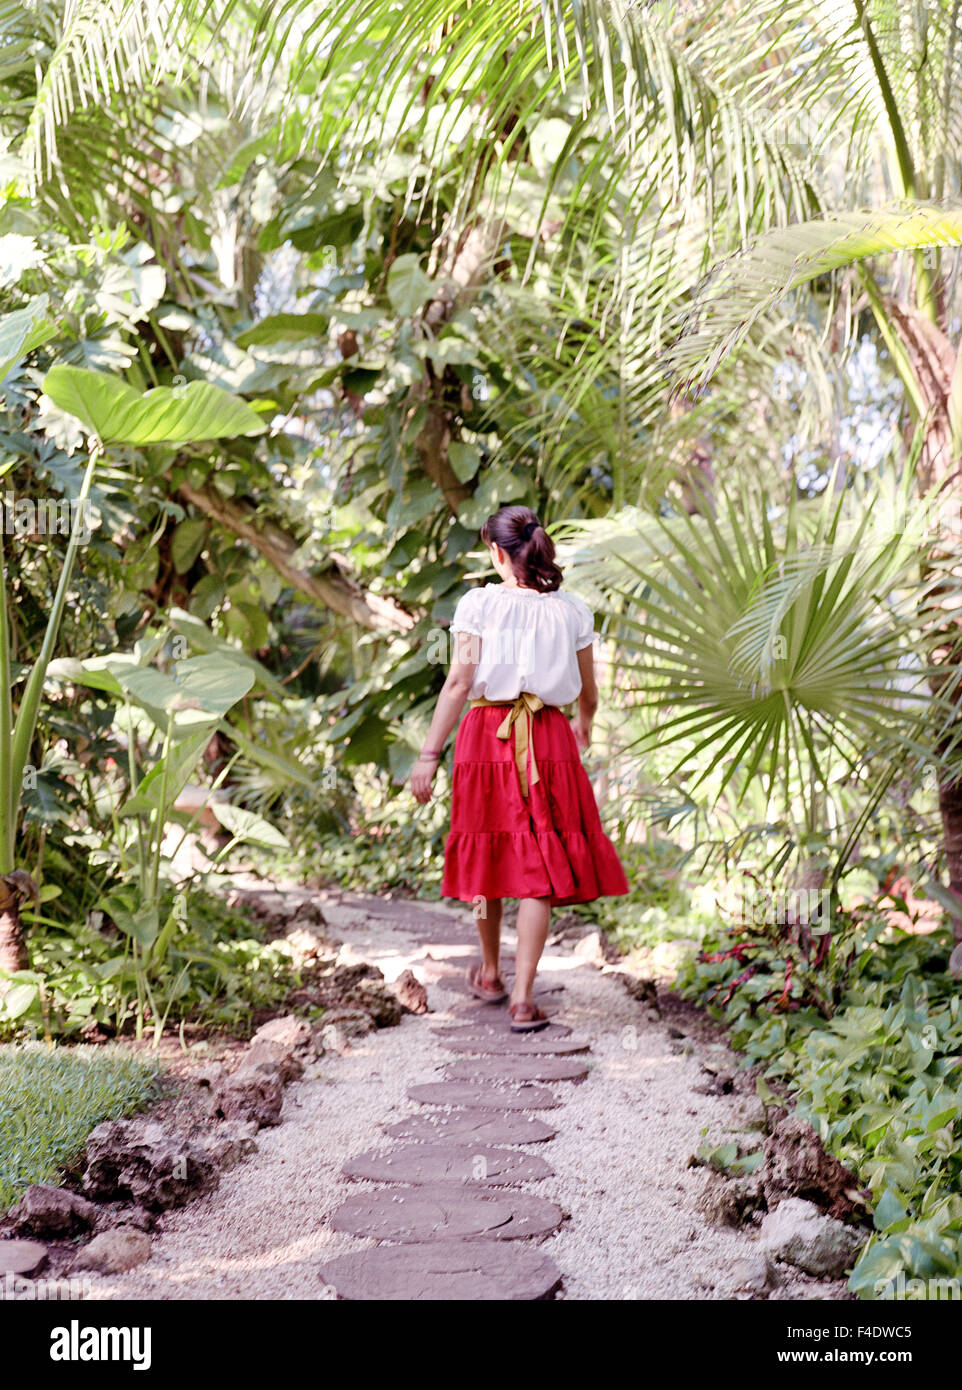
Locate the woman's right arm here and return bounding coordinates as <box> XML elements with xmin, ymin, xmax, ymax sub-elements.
<box><xmin>571</xmin><ymin>644</ymin><xmax>598</xmax><ymax>751</ymax></box>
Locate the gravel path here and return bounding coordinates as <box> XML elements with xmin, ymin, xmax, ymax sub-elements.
<box><xmin>83</xmin><ymin>889</ymin><xmax>825</xmax><ymax>1301</ymax></box>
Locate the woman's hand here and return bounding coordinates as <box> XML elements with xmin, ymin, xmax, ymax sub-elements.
<box><xmin>410</xmin><ymin>754</ymin><xmax>438</xmax><ymax>804</ymax></box>
<box><xmin>570</xmin><ymin>716</ymin><xmax>591</xmax><ymax>752</ymax></box>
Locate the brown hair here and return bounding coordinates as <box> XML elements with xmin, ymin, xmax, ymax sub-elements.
<box><xmin>480</xmin><ymin>505</ymin><xmax>564</xmax><ymax>593</ymax></box>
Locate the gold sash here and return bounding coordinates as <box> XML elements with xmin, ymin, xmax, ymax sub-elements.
<box><xmin>469</xmin><ymin>692</ymin><xmax>557</xmax><ymax>798</ymax></box>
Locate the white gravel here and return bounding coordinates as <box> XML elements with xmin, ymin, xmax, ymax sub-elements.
<box><xmin>82</xmin><ymin>892</ymin><xmax>813</xmax><ymax>1301</ymax></box>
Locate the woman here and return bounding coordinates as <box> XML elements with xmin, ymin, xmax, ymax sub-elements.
<box><xmin>410</xmin><ymin>505</ymin><xmax>629</xmax><ymax>1030</ymax></box>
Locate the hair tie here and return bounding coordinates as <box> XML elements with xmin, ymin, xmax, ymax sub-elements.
<box><xmin>521</xmin><ymin>519</ymin><xmax>539</xmax><ymax>541</ymax></box>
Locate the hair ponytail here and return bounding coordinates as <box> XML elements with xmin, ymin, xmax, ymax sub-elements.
<box><xmin>480</xmin><ymin>505</ymin><xmax>564</xmax><ymax>592</ymax></box>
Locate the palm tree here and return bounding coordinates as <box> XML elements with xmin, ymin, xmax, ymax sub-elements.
<box><xmin>9</xmin><ymin>0</ymin><xmax>962</xmax><ymax>896</ymax></box>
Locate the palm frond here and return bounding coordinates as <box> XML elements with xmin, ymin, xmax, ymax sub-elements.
<box><xmin>669</xmin><ymin>197</ymin><xmax>962</xmax><ymax>394</ymax></box>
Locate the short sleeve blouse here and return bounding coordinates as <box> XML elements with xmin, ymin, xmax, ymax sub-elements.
<box><xmin>449</xmin><ymin>583</ymin><xmax>595</xmax><ymax>705</ymax></box>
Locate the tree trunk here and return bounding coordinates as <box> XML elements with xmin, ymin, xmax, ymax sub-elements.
<box><xmin>0</xmin><ymin>871</ymin><xmax>38</xmax><ymax>981</ymax></box>
<box><xmin>883</xmin><ymin>297</ymin><xmax>962</xmax><ymax>939</ymax></box>
<box><xmin>414</xmin><ymin>216</ymin><xmax>511</xmax><ymax>516</ymax></box>
<box><xmin>938</xmin><ymin>773</ymin><xmax>962</xmax><ymax>913</ymax></box>
<box><xmin>176</xmin><ymin>483</ymin><xmax>415</xmax><ymax>633</ymax></box>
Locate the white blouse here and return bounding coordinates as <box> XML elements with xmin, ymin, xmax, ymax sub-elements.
<box><xmin>449</xmin><ymin>583</ymin><xmax>595</xmax><ymax>705</ymax></box>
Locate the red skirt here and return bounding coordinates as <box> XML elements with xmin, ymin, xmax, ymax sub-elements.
<box><xmin>441</xmin><ymin>704</ymin><xmax>630</xmax><ymax>906</ymax></box>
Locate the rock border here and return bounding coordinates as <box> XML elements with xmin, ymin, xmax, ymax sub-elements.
<box><xmin>0</xmin><ymin>890</ymin><xmax>424</xmax><ymax>1291</ymax></box>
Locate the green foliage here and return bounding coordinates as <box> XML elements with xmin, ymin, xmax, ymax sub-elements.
<box><xmin>680</xmin><ymin>914</ymin><xmax>962</xmax><ymax>1297</ymax></box>
<box><xmin>0</xmin><ymin>1044</ymin><xmax>159</xmax><ymax>1210</ymax></box>
<box><xmin>1</xmin><ymin>886</ymin><xmax>306</xmax><ymax>1042</ymax></box>
<box><xmin>42</xmin><ymin>366</ymin><xmax>268</xmax><ymax>446</ymax></box>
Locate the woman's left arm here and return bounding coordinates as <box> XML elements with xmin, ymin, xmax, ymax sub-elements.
<box><xmin>410</xmin><ymin>631</ymin><xmax>479</xmax><ymax>804</ymax></box>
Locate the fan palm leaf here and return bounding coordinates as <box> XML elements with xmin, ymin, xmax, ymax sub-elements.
<box><xmin>561</xmin><ymin>470</ymin><xmax>962</xmax><ymax>830</ymax></box>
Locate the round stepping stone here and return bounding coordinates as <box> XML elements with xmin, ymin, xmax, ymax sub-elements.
<box><xmin>382</xmin><ymin>1110</ymin><xmax>557</xmax><ymax>1145</ymax></box>
<box><xmin>330</xmin><ymin>1183</ymin><xmax>564</xmax><ymax>1242</ymax></box>
<box><xmin>437</xmin><ymin>1033</ymin><xmax>590</xmax><ymax>1056</ymax></box>
<box><xmin>433</xmin><ymin>1020</ymin><xmax>573</xmax><ymax>1040</ymax></box>
<box><xmin>442</xmin><ymin>976</ymin><xmax>564</xmax><ymax>998</ymax></box>
<box><xmin>447</xmin><ymin>996</ymin><xmax>562</xmax><ymax>1020</ymax></box>
<box><xmin>318</xmin><ymin>1242</ymin><xmax>562</xmax><ymax>1300</ymax></box>
<box><xmin>421</xmin><ymin>946</ymin><xmax>517</xmax><ymax>961</ymax></box>
<box><xmin>408</xmin><ymin>1080</ymin><xmax>560</xmax><ymax>1110</ymax></box>
<box><xmin>341</xmin><ymin>1142</ymin><xmax>553</xmax><ymax>1185</ymax></box>
<box><xmin>0</xmin><ymin>1239</ymin><xmax>47</xmax><ymax>1276</ymax></box>
<box><xmin>443</xmin><ymin>1056</ymin><xmax>589</xmax><ymax>1084</ymax></box>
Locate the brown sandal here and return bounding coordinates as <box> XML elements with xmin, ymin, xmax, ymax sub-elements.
<box><xmin>467</xmin><ymin>963</ymin><xmax>508</xmax><ymax>1004</ymax></box>
<box><xmin>508</xmin><ymin>1001</ymin><xmax>550</xmax><ymax>1033</ymax></box>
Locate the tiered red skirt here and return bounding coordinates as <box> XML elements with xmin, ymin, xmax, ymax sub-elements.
<box><xmin>441</xmin><ymin>704</ymin><xmax>630</xmax><ymax>906</ymax></box>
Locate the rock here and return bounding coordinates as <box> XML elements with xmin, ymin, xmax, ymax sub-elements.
<box><xmin>759</xmin><ymin>1197</ymin><xmax>864</xmax><ymax>1278</ymax></box>
<box><xmin>618</xmin><ymin>973</ymin><xmax>658</xmax><ymax>1006</ymax></box>
<box><xmin>763</xmin><ymin>1115</ymin><xmax>863</xmax><ymax>1220</ymax></box>
<box><xmin>251</xmin><ymin>1014</ymin><xmax>313</xmax><ymax>1052</ymax></box>
<box><xmin>442</xmin><ymin>1056</ymin><xmax>589</xmax><ymax>1084</ymax></box>
<box><xmin>695</xmin><ymin>1066</ymin><xmax>734</xmax><ymax>1096</ymax></box>
<box><xmin>211</xmin><ymin>1070</ymin><xmax>284</xmax><ymax>1128</ymax></box>
<box><xmin>71</xmin><ymin>1229</ymin><xmax>151</xmax><ymax>1275</ymax></box>
<box><xmin>0</xmin><ymin>1239</ymin><xmax>47</xmax><ymax>1276</ymax></box>
<box><xmin>734</xmin><ymin>1097</ymin><xmax>770</xmax><ymax>1131</ymax></box>
<box><xmin>7</xmin><ymin>1184</ymin><xmax>98</xmax><ymax>1238</ymax></box>
<box><xmin>382</xmin><ymin>1112</ymin><xmax>557</xmax><ymax>1145</ymax></box>
<box><xmin>315</xmin><ymin>1009</ymin><xmax>375</xmax><ymax>1044</ymax></box>
<box><xmin>697</xmin><ymin>1172</ymin><xmax>766</xmax><ymax>1228</ymax></box>
<box><xmin>237</xmin><ymin>1041</ymin><xmax>303</xmax><ymax>1084</ymax></box>
<box><xmin>572</xmin><ymin>930</ymin><xmax>607</xmax><ymax>964</ymax></box>
<box><xmin>285</xmin><ymin>903</ymin><xmax>327</xmax><ymax>932</ymax></box>
<box><xmin>391</xmin><ymin>968</ymin><xmax>428</xmax><ymax>1015</ymax></box>
<box><xmin>331</xmin><ymin>1183</ymin><xmax>564</xmax><ymax>1243</ymax></box>
<box><xmin>349</xmin><ymin>978</ymin><xmax>403</xmax><ymax>1028</ymax></box>
<box><xmin>199</xmin><ymin>1121</ymin><xmax>259</xmax><ymax>1170</ymax></box>
<box><xmin>435</xmin><ymin>1032</ymin><xmax>590</xmax><ymax>1056</ymax></box>
<box><xmin>284</xmin><ymin>927</ymin><xmax>329</xmax><ymax>969</ymax></box>
<box><xmin>731</xmin><ymin>1253</ymin><xmax>781</xmax><ymax>1296</ymax></box>
<box><xmin>94</xmin><ymin>1204</ymin><xmax>156</xmax><ymax>1234</ymax></box>
<box><xmin>651</xmin><ymin>938</ymin><xmax>701</xmax><ymax>974</ymax></box>
<box><xmin>82</xmin><ymin>1118</ymin><xmax>220</xmax><ymax>1211</ymax></box>
<box><xmin>191</xmin><ymin>1063</ymin><xmax>226</xmax><ymax>1088</ymax></box>
<box><xmin>313</xmin><ymin>960</ymin><xmax>404</xmax><ymax>1028</ymax></box>
<box><xmin>408</xmin><ymin>1081</ymin><xmax>560</xmax><ymax>1111</ymax></box>
<box><xmin>236</xmin><ymin>1014</ymin><xmax>316</xmax><ymax>1081</ymax></box>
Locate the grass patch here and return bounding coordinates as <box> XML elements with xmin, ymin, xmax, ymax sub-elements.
<box><xmin>0</xmin><ymin>1043</ymin><xmax>160</xmax><ymax>1211</ymax></box>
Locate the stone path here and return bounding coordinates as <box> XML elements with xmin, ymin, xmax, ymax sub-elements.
<box><xmin>316</xmin><ymin>917</ymin><xmax>589</xmax><ymax>1299</ymax></box>
<box><xmin>81</xmin><ymin>885</ymin><xmax>847</xmax><ymax>1302</ymax></box>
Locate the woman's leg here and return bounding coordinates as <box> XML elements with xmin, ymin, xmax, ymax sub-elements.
<box><xmin>510</xmin><ymin>896</ymin><xmax>551</xmax><ymax>1006</ymax></box>
<box><xmin>475</xmin><ymin>897</ymin><xmax>504</xmax><ymax>985</ymax></box>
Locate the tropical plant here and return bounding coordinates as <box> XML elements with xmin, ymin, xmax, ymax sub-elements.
<box><xmin>559</xmin><ymin>461</ymin><xmax>962</xmax><ymax>892</ymax></box>
<box><xmin>0</xmin><ymin>352</ymin><xmax>265</xmax><ymax>981</ymax></box>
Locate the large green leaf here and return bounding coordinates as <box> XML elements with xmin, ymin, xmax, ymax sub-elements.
<box><xmin>174</xmin><ymin>654</ymin><xmax>256</xmax><ymax>716</ymax></box>
<box><xmin>99</xmin><ymin>892</ymin><xmax>159</xmax><ymax>949</ymax></box>
<box><xmin>386</xmin><ymin>253</ymin><xmax>436</xmax><ymax>316</ymax></box>
<box><xmin>0</xmin><ymin>295</ymin><xmax>55</xmax><ymax>381</ymax></box>
<box><xmin>171</xmin><ymin>517</ymin><xmax>207</xmax><ymax>573</ymax></box>
<box><xmin>118</xmin><ymin>728</ymin><xmax>212</xmax><ymax>819</ymax></box>
<box><xmin>167</xmin><ymin>607</ymin><xmax>286</xmax><ymax>699</ymax></box>
<box><xmin>210</xmin><ymin>801</ymin><xmax>290</xmax><ymax>849</ymax></box>
<box><xmin>41</xmin><ymin>366</ymin><xmax>268</xmax><ymax>445</ymax></box>
<box><xmin>236</xmin><ymin>313</ymin><xmax>327</xmax><ymax>347</ymax></box>
<box><xmin>46</xmin><ymin>654</ymin><xmax>178</xmax><ymax>728</ymax></box>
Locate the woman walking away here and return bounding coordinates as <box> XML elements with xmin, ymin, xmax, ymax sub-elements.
<box><xmin>410</xmin><ymin>505</ymin><xmax>629</xmax><ymax>1031</ymax></box>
